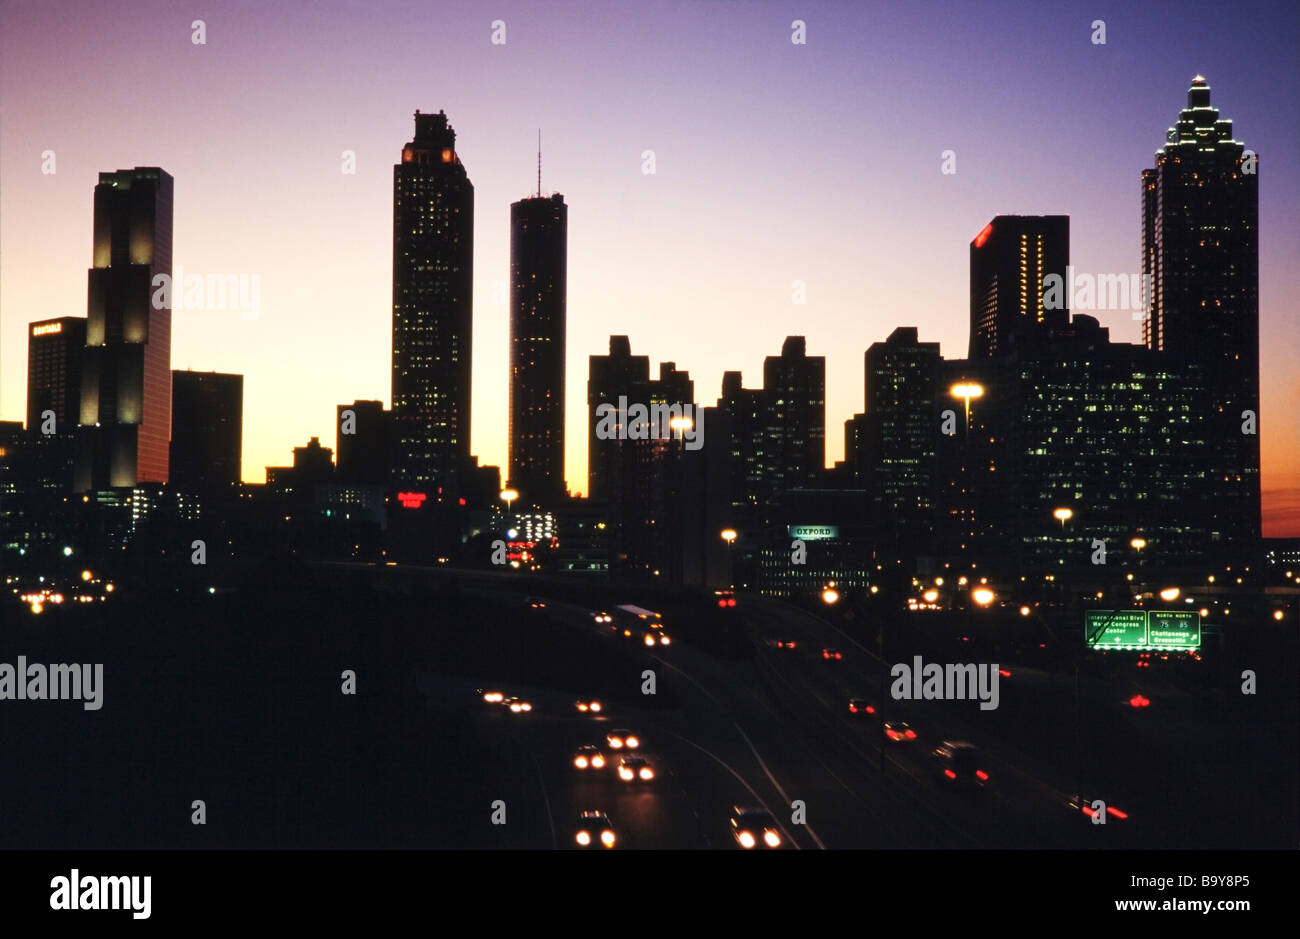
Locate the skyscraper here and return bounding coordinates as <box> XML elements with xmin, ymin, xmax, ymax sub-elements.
<box><xmin>27</xmin><ymin>317</ymin><xmax>86</xmax><ymax>434</ymax></box>
<box><xmin>762</xmin><ymin>336</ymin><xmax>825</xmax><ymax>492</ymax></box>
<box><xmin>969</xmin><ymin>215</ymin><xmax>1069</xmax><ymax>359</ymax></box>
<box><xmin>508</xmin><ymin>191</ymin><xmax>567</xmax><ymax>506</ymax></box>
<box><xmin>75</xmin><ymin>167</ymin><xmax>174</xmax><ymax>492</ymax></box>
<box><xmin>170</xmin><ymin>370</ymin><xmax>243</xmax><ymax>492</ymax></box>
<box><xmin>1141</xmin><ymin>75</ymin><xmax>1260</xmax><ymax>548</ymax></box>
<box><xmin>392</xmin><ymin>110</ymin><xmax>474</xmax><ymax>495</ymax></box>
<box><xmin>862</xmin><ymin>327</ymin><xmax>942</xmax><ymax>554</ymax></box>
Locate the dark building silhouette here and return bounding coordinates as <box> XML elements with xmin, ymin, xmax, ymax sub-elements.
<box><xmin>27</xmin><ymin>317</ymin><xmax>86</xmax><ymax>434</ymax></box>
<box><xmin>717</xmin><ymin>371</ymin><xmax>767</xmax><ymax>515</ymax></box>
<box><xmin>25</xmin><ymin>316</ymin><xmax>86</xmax><ymax>490</ymax></box>
<box><xmin>862</xmin><ymin>327</ymin><xmax>942</xmax><ymax>555</ymax></box>
<box><xmin>969</xmin><ymin>215</ymin><xmax>1069</xmax><ymax>359</ymax></box>
<box><xmin>392</xmin><ymin>110</ymin><xmax>473</xmax><ymax>495</ymax></box>
<box><xmin>336</xmin><ymin>400</ymin><xmax>390</xmax><ymax>485</ymax></box>
<box><xmin>266</xmin><ymin>437</ymin><xmax>334</xmax><ymax>493</ymax></box>
<box><xmin>587</xmin><ymin>337</ymin><xmax>697</xmax><ymax>577</ymax></box>
<box><xmin>75</xmin><ymin>167</ymin><xmax>174</xmax><ymax>491</ymax></box>
<box><xmin>170</xmin><ymin>370</ymin><xmax>242</xmax><ymax>492</ymax></box>
<box><xmin>762</xmin><ymin>336</ymin><xmax>825</xmax><ymax>492</ymax></box>
<box><xmin>1141</xmin><ymin>75</ymin><xmax>1260</xmax><ymax>551</ymax></box>
<box><xmin>587</xmin><ymin>336</ymin><xmax>649</xmax><ymax>504</ymax></box>
<box><xmin>508</xmin><ymin>192</ymin><xmax>567</xmax><ymax>507</ymax></box>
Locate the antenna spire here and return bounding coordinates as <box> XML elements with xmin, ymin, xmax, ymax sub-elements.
<box><xmin>537</xmin><ymin>129</ymin><xmax>542</xmax><ymax>197</ymax></box>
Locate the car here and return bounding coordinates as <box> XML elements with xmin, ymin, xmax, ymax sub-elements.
<box><xmin>479</xmin><ymin>689</ymin><xmax>505</xmax><ymax>704</ymax></box>
<box><xmin>715</xmin><ymin>590</ymin><xmax>737</xmax><ymax>608</ymax></box>
<box><xmin>605</xmin><ymin>729</ymin><xmax>640</xmax><ymax>750</ymax></box>
<box><xmin>772</xmin><ymin>639</ymin><xmax>798</xmax><ymax>650</ymax></box>
<box><xmin>573</xmin><ymin>745</ymin><xmax>606</xmax><ymax>770</ymax></box>
<box><xmin>848</xmin><ymin>698</ymin><xmax>875</xmax><ymax>715</ymax></box>
<box><xmin>821</xmin><ymin>648</ymin><xmax>843</xmax><ymax>661</ymax></box>
<box><xmin>502</xmin><ymin>696</ymin><xmax>533</xmax><ymax>713</ymax></box>
<box><xmin>575</xmin><ymin>699</ymin><xmax>603</xmax><ymax>713</ymax></box>
<box><xmin>574</xmin><ymin>811</ymin><xmax>616</xmax><ymax>848</ymax></box>
<box><xmin>525</xmin><ymin>596</ymin><xmax>547</xmax><ymax>609</ymax></box>
<box><xmin>932</xmin><ymin>741</ymin><xmax>989</xmax><ymax>787</ymax></box>
<box><xmin>883</xmin><ymin>720</ymin><xmax>917</xmax><ymax>742</ymax></box>
<box><xmin>729</xmin><ymin>807</ymin><xmax>782</xmax><ymax>849</ymax></box>
<box><xmin>592</xmin><ymin>611</ymin><xmax>613</xmax><ymax>624</ymax></box>
<box><xmin>1067</xmin><ymin>793</ymin><xmax>1129</xmax><ymax>822</ymax></box>
<box><xmin>642</xmin><ymin>630</ymin><xmax>671</xmax><ymax>647</ymax></box>
<box><xmin>617</xmin><ymin>756</ymin><xmax>655</xmax><ymax>782</ymax></box>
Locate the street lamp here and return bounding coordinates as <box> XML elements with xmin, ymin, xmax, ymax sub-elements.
<box><xmin>500</xmin><ymin>488</ymin><xmax>518</xmax><ymax>513</ymax></box>
<box><xmin>1053</xmin><ymin>507</ymin><xmax>1073</xmax><ymax>531</ymax></box>
<box><xmin>950</xmin><ymin>382</ymin><xmax>984</xmax><ymax>438</ymax></box>
<box><xmin>1130</xmin><ymin>537</ymin><xmax>1146</xmax><ymax>551</ymax></box>
<box><xmin>1159</xmin><ymin>587</ymin><xmax>1180</xmax><ymax>602</ymax></box>
<box><xmin>972</xmin><ymin>587</ymin><xmax>996</xmax><ymax>607</ymax></box>
<box><xmin>822</xmin><ymin>586</ymin><xmax>839</xmax><ymax>605</ymax></box>
<box><xmin>720</xmin><ymin>528</ymin><xmax>737</xmax><ymax>545</ymax></box>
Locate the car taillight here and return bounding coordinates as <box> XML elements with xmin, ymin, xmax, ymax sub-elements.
<box><xmin>904</xmin><ymin>729</ymin><xmax>916</xmax><ymax>739</ymax></box>
<box><xmin>944</xmin><ymin>769</ymin><xmax>957</xmax><ymax>779</ymax></box>
<box><xmin>976</xmin><ymin>770</ymin><xmax>989</xmax><ymax>781</ymax></box>
<box><xmin>1108</xmin><ymin>807</ymin><xmax>1128</xmax><ymax>820</ymax></box>
<box><xmin>998</xmin><ymin>669</ymin><xmax>1010</xmax><ymax>678</ymax></box>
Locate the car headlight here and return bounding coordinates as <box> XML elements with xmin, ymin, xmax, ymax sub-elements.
<box><xmin>590</xmin><ymin>702</ymin><xmax>602</xmax><ymax>712</ymax></box>
<box><xmin>600</xmin><ymin>830</ymin><xmax>615</xmax><ymax>847</ymax></box>
<box><xmin>625</xmin><ymin>736</ymin><xmax>639</xmax><ymax>748</ymax></box>
<box><xmin>619</xmin><ymin>768</ymin><xmax>633</xmax><ymax>780</ymax></box>
<box><xmin>639</xmin><ymin>768</ymin><xmax>654</xmax><ymax>780</ymax></box>
<box><xmin>738</xmin><ymin>831</ymin><xmax>756</xmax><ymax>848</ymax></box>
<box><xmin>510</xmin><ymin>704</ymin><xmax>521</xmax><ymax>712</ymax></box>
<box><xmin>644</xmin><ymin>635</ymin><xmax>656</xmax><ymax>646</ymax></box>
<box><xmin>660</xmin><ymin>636</ymin><xmax>670</xmax><ymax>645</ymax></box>
<box><xmin>576</xmin><ymin>831</ymin><xmax>591</xmax><ymax>845</ymax></box>
<box><xmin>575</xmin><ymin>756</ymin><xmax>588</xmax><ymax>768</ymax></box>
<box><xmin>764</xmin><ymin>830</ymin><xmax>781</xmax><ymax>847</ymax></box>
<box><xmin>609</xmin><ymin>739</ymin><xmax>622</xmax><ymax>748</ymax></box>
<box><xmin>521</xmin><ymin>703</ymin><xmax>532</xmax><ymax>712</ymax></box>
<box><xmin>592</xmin><ymin>756</ymin><xmax>605</xmax><ymax>768</ymax></box>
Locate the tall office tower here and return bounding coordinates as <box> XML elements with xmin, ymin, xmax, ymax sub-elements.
<box><xmin>1141</xmin><ymin>76</ymin><xmax>1260</xmax><ymax>547</ymax></box>
<box><xmin>27</xmin><ymin>317</ymin><xmax>86</xmax><ymax>434</ymax></box>
<box><xmin>717</xmin><ymin>370</ymin><xmax>767</xmax><ymax>513</ymax></box>
<box><xmin>862</xmin><ymin>327</ymin><xmax>942</xmax><ymax>555</ymax></box>
<box><xmin>392</xmin><ymin>110</ymin><xmax>474</xmax><ymax>495</ymax></box>
<box><xmin>74</xmin><ymin>167</ymin><xmax>174</xmax><ymax>491</ymax></box>
<box><xmin>968</xmin><ymin>215</ymin><xmax>1069</xmax><ymax>359</ymax></box>
<box><xmin>336</xmin><ymin>400</ymin><xmax>391</xmax><ymax>485</ymax></box>
<box><xmin>762</xmin><ymin>336</ymin><xmax>825</xmax><ymax>493</ymax></box>
<box><xmin>587</xmin><ymin>335</ymin><xmax>650</xmax><ymax>502</ymax></box>
<box><xmin>508</xmin><ymin>191</ymin><xmax>567</xmax><ymax>507</ymax></box>
<box><xmin>170</xmin><ymin>370</ymin><xmax>243</xmax><ymax>492</ymax></box>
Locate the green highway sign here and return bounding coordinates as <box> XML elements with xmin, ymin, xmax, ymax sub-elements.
<box><xmin>1085</xmin><ymin>610</ymin><xmax>1148</xmax><ymax>649</ymax></box>
<box><xmin>1085</xmin><ymin>609</ymin><xmax>1202</xmax><ymax>651</ymax></box>
<box><xmin>1148</xmin><ymin>611</ymin><xmax>1202</xmax><ymax>650</ymax></box>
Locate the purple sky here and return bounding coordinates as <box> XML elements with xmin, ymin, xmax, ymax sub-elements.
<box><xmin>3</xmin><ymin>0</ymin><xmax>1297</xmax><ymax>533</ymax></box>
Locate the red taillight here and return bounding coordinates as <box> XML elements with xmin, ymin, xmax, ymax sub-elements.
<box><xmin>998</xmin><ymin>669</ymin><xmax>1010</xmax><ymax>678</ymax></box>
<box><xmin>1130</xmin><ymin>695</ymin><xmax>1150</xmax><ymax>708</ymax></box>
<box><xmin>718</xmin><ymin>600</ymin><xmax>726</xmax><ymax>607</ymax></box>
<box><xmin>904</xmin><ymin>729</ymin><xmax>916</xmax><ymax>739</ymax></box>
<box><xmin>944</xmin><ymin>769</ymin><xmax>957</xmax><ymax>779</ymax></box>
<box><xmin>976</xmin><ymin>770</ymin><xmax>989</xmax><ymax>781</ymax></box>
<box><xmin>1082</xmin><ymin>805</ymin><xmax>1096</xmax><ymax>817</ymax></box>
<box><xmin>866</xmin><ymin>705</ymin><xmax>875</xmax><ymax>714</ymax></box>
<box><xmin>849</xmin><ymin>704</ymin><xmax>857</xmax><ymax>712</ymax></box>
<box><xmin>1108</xmin><ymin>807</ymin><xmax>1128</xmax><ymax>820</ymax></box>
<box><xmin>728</xmin><ymin>599</ymin><xmax>736</xmax><ymax>607</ymax></box>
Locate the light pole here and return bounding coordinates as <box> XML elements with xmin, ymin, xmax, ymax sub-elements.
<box><xmin>950</xmin><ymin>382</ymin><xmax>984</xmax><ymax>442</ymax></box>
<box><xmin>720</xmin><ymin>528</ymin><xmax>737</xmax><ymax>588</ymax></box>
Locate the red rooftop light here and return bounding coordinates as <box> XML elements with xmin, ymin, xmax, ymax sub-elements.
<box><xmin>974</xmin><ymin>223</ymin><xmax>993</xmax><ymax>248</ymax></box>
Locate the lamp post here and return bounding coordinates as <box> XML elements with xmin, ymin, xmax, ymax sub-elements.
<box><xmin>950</xmin><ymin>382</ymin><xmax>984</xmax><ymax>442</ymax></box>
<box><xmin>721</xmin><ymin>528</ymin><xmax>737</xmax><ymax>588</ymax></box>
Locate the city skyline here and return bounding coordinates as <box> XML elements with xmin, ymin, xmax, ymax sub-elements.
<box><xmin>2</xmin><ymin>1</ymin><xmax>1297</xmax><ymax>533</ymax></box>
